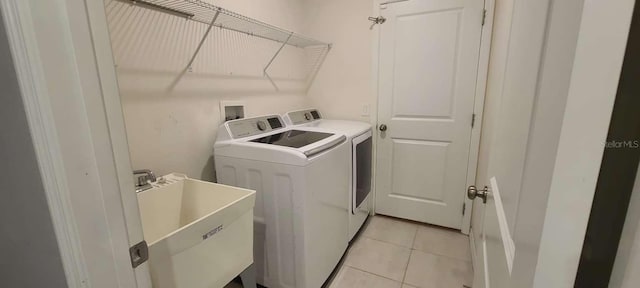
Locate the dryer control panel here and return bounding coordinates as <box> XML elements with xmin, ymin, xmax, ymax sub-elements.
<box><xmin>287</xmin><ymin>109</ymin><xmax>321</xmax><ymax>125</ymax></box>
<box><xmin>226</xmin><ymin>115</ymin><xmax>285</xmax><ymax>139</ymax></box>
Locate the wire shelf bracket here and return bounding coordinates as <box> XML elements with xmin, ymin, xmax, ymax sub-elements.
<box><xmin>263</xmin><ymin>33</ymin><xmax>293</xmax><ymax>91</ymax></box>
<box><xmin>186</xmin><ymin>10</ymin><xmax>220</xmax><ymax>71</ymax></box>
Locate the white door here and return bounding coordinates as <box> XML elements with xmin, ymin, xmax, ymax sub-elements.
<box><xmin>470</xmin><ymin>0</ymin><xmax>564</xmax><ymax>285</ymax></box>
<box><xmin>472</xmin><ymin>181</ymin><xmax>515</xmax><ymax>288</ymax></box>
<box><xmin>375</xmin><ymin>0</ymin><xmax>484</xmax><ymax>229</ymax></box>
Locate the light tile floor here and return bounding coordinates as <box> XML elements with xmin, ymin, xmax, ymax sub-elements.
<box><xmin>225</xmin><ymin>215</ymin><xmax>473</xmax><ymax>288</ymax></box>
<box><xmin>330</xmin><ymin>215</ymin><xmax>473</xmax><ymax>288</ymax></box>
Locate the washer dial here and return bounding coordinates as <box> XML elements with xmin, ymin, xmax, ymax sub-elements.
<box><xmin>256</xmin><ymin>121</ymin><xmax>267</xmax><ymax>131</ymax></box>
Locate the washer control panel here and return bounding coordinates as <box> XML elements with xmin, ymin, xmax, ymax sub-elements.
<box><xmin>287</xmin><ymin>109</ymin><xmax>321</xmax><ymax>125</ymax></box>
<box><xmin>227</xmin><ymin>115</ymin><xmax>284</xmax><ymax>139</ymax></box>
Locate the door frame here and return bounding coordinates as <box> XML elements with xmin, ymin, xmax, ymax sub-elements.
<box><xmin>0</xmin><ymin>1</ymin><xmax>88</xmax><ymax>286</ymax></box>
<box><xmin>468</xmin><ymin>0</ymin><xmax>636</xmax><ymax>285</ymax></box>
<box><xmin>370</xmin><ymin>0</ymin><xmax>495</xmax><ymax>235</ymax></box>
<box><xmin>462</xmin><ymin>0</ymin><xmax>495</xmax><ymax>235</ymax></box>
<box><xmin>1</xmin><ymin>0</ymin><xmax>150</xmax><ymax>286</ymax></box>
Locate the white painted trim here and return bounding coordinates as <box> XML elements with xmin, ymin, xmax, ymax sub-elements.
<box><xmin>490</xmin><ymin>177</ymin><xmax>515</xmax><ymax>273</ymax></box>
<box><xmin>462</xmin><ymin>0</ymin><xmax>495</xmax><ymax>235</ymax></box>
<box><xmin>0</xmin><ymin>1</ymin><xmax>89</xmax><ymax>286</ymax></box>
<box><xmin>533</xmin><ymin>0</ymin><xmax>636</xmax><ymax>285</ymax></box>
<box><xmin>470</xmin><ymin>226</ymin><xmax>478</xmax><ymax>269</ymax></box>
<box><xmin>70</xmin><ymin>0</ymin><xmax>151</xmax><ymax>285</ymax></box>
<box><xmin>370</xmin><ymin>0</ymin><xmax>383</xmax><ymax>216</ymax></box>
<box><xmin>482</xmin><ymin>236</ymin><xmax>490</xmax><ymax>288</ymax></box>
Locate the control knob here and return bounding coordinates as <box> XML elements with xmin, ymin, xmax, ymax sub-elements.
<box><xmin>256</xmin><ymin>121</ymin><xmax>267</xmax><ymax>131</ymax></box>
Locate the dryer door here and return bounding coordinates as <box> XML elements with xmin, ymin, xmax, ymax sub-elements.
<box><xmin>353</xmin><ymin>130</ymin><xmax>373</xmax><ymax>212</ymax></box>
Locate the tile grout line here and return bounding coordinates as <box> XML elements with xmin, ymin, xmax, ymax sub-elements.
<box><xmin>412</xmin><ymin>225</ymin><xmax>473</xmax><ymax>263</ymax></box>
<box><xmin>410</xmin><ymin>225</ymin><xmax>419</xmax><ymax>249</ymax></box>
<box><xmin>363</xmin><ymin>217</ymin><xmax>421</xmax><ymax>248</ymax></box>
<box><xmin>344</xmin><ymin>233</ymin><xmax>414</xmax><ymax>285</ymax></box>
<box><xmin>345</xmin><ymin>265</ymin><xmax>405</xmax><ymax>285</ymax></box>
<box><xmin>411</xmin><ymin>248</ymin><xmax>473</xmax><ymax>263</ymax></box>
<box><xmin>360</xmin><ymin>234</ymin><xmax>416</xmax><ymax>249</ymax></box>
<box><xmin>401</xmin><ymin>226</ymin><xmax>419</xmax><ymax>286</ymax></box>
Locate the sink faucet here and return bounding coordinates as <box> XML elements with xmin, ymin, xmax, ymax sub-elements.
<box><xmin>133</xmin><ymin>169</ymin><xmax>156</xmax><ymax>193</ymax></box>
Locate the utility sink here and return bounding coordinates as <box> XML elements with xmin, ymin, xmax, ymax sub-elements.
<box><xmin>137</xmin><ymin>173</ymin><xmax>256</xmax><ymax>288</ymax></box>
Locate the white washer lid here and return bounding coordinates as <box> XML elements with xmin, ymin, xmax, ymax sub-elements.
<box><xmin>214</xmin><ymin>128</ymin><xmax>347</xmax><ymax>166</ymax></box>
<box><xmin>306</xmin><ymin>120</ymin><xmax>372</xmax><ymax>138</ymax></box>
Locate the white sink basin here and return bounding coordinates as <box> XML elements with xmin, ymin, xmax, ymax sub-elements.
<box><xmin>137</xmin><ymin>173</ymin><xmax>256</xmax><ymax>288</ymax></box>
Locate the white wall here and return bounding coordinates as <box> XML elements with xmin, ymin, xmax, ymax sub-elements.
<box><xmin>106</xmin><ymin>0</ymin><xmax>311</xmax><ymax>180</ymax></box>
<box><xmin>303</xmin><ymin>0</ymin><xmax>374</xmax><ymax>122</ymax></box>
<box><xmin>531</xmin><ymin>0</ymin><xmax>633</xmax><ymax>285</ymax></box>
<box><xmin>0</xmin><ymin>14</ymin><xmax>68</xmax><ymax>287</ymax></box>
<box><xmin>610</xmin><ymin>164</ymin><xmax>640</xmax><ymax>288</ymax></box>
<box><xmin>510</xmin><ymin>0</ymin><xmax>586</xmax><ymax>284</ymax></box>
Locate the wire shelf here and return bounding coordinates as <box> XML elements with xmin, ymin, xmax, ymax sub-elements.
<box><xmin>110</xmin><ymin>0</ymin><xmax>331</xmax><ymax>91</ymax></box>
<box><xmin>116</xmin><ymin>0</ymin><xmax>329</xmax><ymax>48</ymax></box>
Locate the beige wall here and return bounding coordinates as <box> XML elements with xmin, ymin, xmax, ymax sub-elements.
<box><xmin>106</xmin><ymin>0</ymin><xmax>310</xmax><ymax>180</ymax></box>
<box><xmin>303</xmin><ymin>0</ymin><xmax>374</xmax><ymax>122</ymax></box>
<box><xmin>108</xmin><ymin>0</ymin><xmax>376</xmax><ymax>180</ymax></box>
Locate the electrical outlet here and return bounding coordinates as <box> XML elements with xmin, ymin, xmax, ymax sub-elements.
<box><xmin>361</xmin><ymin>104</ymin><xmax>370</xmax><ymax>117</ymax></box>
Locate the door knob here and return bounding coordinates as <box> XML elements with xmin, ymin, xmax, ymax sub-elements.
<box><xmin>379</xmin><ymin>124</ymin><xmax>388</xmax><ymax>132</ymax></box>
<box><xmin>467</xmin><ymin>185</ymin><xmax>489</xmax><ymax>203</ymax></box>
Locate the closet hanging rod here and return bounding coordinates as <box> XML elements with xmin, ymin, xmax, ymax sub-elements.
<box><xmin>118</xmin><ymin>0</ymin><xmax>194</xmax><ymax>19</ymax></box>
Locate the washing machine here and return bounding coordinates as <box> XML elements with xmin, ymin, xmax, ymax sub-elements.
<box><xmin>283</xmin><ymin>109</ymin><xmax>372</xmax><ymax>242</ymax></box>
<box><xmin>214</xmin><ymin>114</ymin><xmax>349</xmax><ymax>288</ymax></box>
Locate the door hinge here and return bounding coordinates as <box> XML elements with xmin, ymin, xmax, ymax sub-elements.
<box><xmin>129</xmin><ymin>240</ymin><xmax>149</xmax><ymax>268</ymax></box>
<box><xmin>462</xmin><ymin>203</ymin><xmax>466</xmax><ymax>215</ymax></box>
<box><xmin>471</xmin><ymin>113</ymin><xmax>476</xmax><ymax>128</ymax></box>
<box><xmin>482</xmin><ymin>9</ymin><xmax>487</xmax><ymax>26</ymax></box>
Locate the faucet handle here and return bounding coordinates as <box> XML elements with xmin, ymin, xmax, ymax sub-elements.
<box><xmin>133</xmin><ymin>169</ymin><xmax>156</xmax><ymax>186</ymax></box>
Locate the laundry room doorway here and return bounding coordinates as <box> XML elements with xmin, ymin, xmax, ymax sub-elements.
<box><xmin>374</xmin><ymin>0</ymin><xmax>489</xmax><ymax>231</ymax></box>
